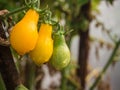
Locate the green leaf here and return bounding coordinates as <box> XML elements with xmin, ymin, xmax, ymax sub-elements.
<box><xmin>77</xmin><ymin>0</ymin><xmax>89</xmax><ymax>6</ymax></box>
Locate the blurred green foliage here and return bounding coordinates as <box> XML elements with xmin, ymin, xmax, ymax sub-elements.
<box><xmin>0</xmin><ymin>0</ymin><xmax>24</xmax><ymax>10</ymax></box>
<box><xmin>0</xmin><ymin>0</ymin><xmax>25</xmax><ymax>22</ymax></box>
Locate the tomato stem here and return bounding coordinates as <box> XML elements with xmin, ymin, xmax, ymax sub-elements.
<box><xmin>2</xmin><ymin>6</ymin><xmax>28</xmax><ymax>19</ymax></box>
<box><xmin>37</xmin><ymin>0</ymin><xmax>40</xmax><ymax>9</ymax></box>
<box><xmin>1</xmin><ymin>0</ymin><xmax>40</xmax><ymax>19</ymax></box>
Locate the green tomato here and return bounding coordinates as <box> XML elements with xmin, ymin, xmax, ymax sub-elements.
<box><xmin>15</xmin><ymin>84</ymin><xmax>28</xmax><ymax>90</ymax></box>
<box><xmin>50</xmin><ymin>34</ymin><xmax>70</xmax><ymax>70</ymax></box>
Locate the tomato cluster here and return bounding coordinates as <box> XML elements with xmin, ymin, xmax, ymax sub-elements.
<box><xmin>10</xmin><ymin>8</ymin><xmax>70</xmax><ymax>70</ymax></box>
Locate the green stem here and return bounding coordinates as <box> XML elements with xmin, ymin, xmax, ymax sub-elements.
<box><xmin>90</xmin><ymin>39</ymin><xmax>120</xmax><ymax>90</ymax></box>
<box><xmin>25</xmin><ymin>59</ymin><xmax>36</xmax><ymax>90</ymax></box>
<box><xmin>0</xmin><ymin>73</ymin><xmax>6</xmax><ymax>90</ymax></box>
<box><xmin>37</xmin><ymin>0</ymin><xmax>40</xmax><ymax>9</ymax></box>
<box><xmin>3</xmin><ymin>6</ymin><xmax>28</xmax><ymax>19</ymax></box>
<box><xmin>60</xmin><ymin>69</ymin><xmax>67</xmax><ymax>90</ymax></box>
<box><xmin>0</xmin><ymin>0</ymin><xmax>40</xmax><ymax>19</ymax></box>
<box><xmin>25</xmin><ymin>0</ymin><xmax>31</xmax><ymax>8</ymax></box>
<box><xmin>28</xmin><ymin>64</ymin><xmax>36</xmax><ymax>90</ymax></box>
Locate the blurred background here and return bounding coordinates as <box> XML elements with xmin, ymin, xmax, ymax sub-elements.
<box><xmin>71</xmin><ymin>1</ymin><xmax>120</xmax><ymax>90</ymax></box>
<box><xmin>0</xmin><ymin>0</ymin><xmax>120</xmax><ymax>90</ymax></box>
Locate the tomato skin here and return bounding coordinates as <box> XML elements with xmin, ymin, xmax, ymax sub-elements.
<box><xmin>29</xmin><ymin>24</ymin><xmax>53</xmax><ymax>66</ymax></box>
<box><xmin>15</xmin><ymin>84</ymin><xmax>28</xmax><ymax>90</ymax></box>
<box><xmin>10</xmin><ymin>9</ymin><xmax>39</xmax><ymax>55</ymax></box>
<box><xmin>50</xmin><ymin>34</ymin><xmax>70</xmax><ymax>70</ymax></box>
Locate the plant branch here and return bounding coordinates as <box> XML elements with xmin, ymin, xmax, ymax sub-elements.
<box><xmin>60</xmin><ymin>69</ymin><xmax>67</xmax><ymax>90</ymax></box>
<box><xmin>1</xmin><ymin>6</ymin><xmax>28</xmax><ymax>19</ymax></box>
<box><xmin>25</xmin><ymin>59</ymin><xmax>36</xmax><ymax>90</ymax></box>
<box><xmin>0</xmin><ymin>1</ymin><xmax>36</xmax><ymax>19</ymax></box>
<box><xmin>90</xmin><ymin>39</ymin><xmax>120</xmax><ymax>90</ymax></box>
<box><xmin>37</xmin><ymin>0</ymin><xmax>40</xmax><ymax>9</ymax></box>
<box><xmin>77</xmin><ymin>1</ymin><xmax>91</xmax><ymax>89</ymax></box>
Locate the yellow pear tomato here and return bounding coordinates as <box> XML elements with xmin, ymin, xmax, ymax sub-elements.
<box><xmin>10</xmin><ymin>9</ymin><xmax>39</xmax><ymax>55</ymax></box>
<box><xmin>29</xmin><ymin>24</ymin><xmax>53</xmax><ymax>66</ymax></box>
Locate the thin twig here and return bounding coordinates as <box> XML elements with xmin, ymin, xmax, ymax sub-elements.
<box><xmin>37</xmin><ymin>0</ymin><xmax>40</xmax><ymax>9</ymax></box>
<box><xmin>1</xmin><ymin>6</ymin><xmax>28</xmax><ymax>19</ymax></box>
<box><xmin>90</xmin><ymin>39</ymin><xmax>120</xmax><ymax>90</ymax></box>
<box><xmin>0</xmin><ymin>0</ymin><xmax>36</xmax><ymax>20</ymax></box>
